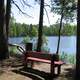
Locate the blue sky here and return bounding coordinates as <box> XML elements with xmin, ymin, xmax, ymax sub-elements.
<box><xmin>11</xmin><ymin>0</ymin><xmax>61</xmax><ymax>26</ymax></box>
<box><xmin>11</xmin><ymin>0</ymin><xmax>76</xmax><ymax>26</ymax></box>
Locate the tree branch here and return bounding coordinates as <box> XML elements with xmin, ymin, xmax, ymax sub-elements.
<box><xmin>44</xmin><ymin>2</ymin><xmax>51</xmax><ymax>8</ymax></box>
<box><xmin>22</xmin><ymin>0</ymin><xmax>33</xmax><ymax>8</ymax></box>
<box><xmin>35</xmin><ymin>1</ymin><xmax>51</xmax><ymax>25</ymax></box>
<box><xmin>11</xmin><ymin>0</ymin><xmax>33</xmax><ymax>18</ymax></box>
<box><xmin>20</xmin><ymin>0</ymin><xmax>24</xmax><ymax>8</ymax></box>
<box><xmin>44</xmin><ymin>7</ymin><xmax>51</xmax><ymax>25</ymax></box>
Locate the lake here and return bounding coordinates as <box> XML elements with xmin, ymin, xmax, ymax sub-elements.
<box><xmin>8</xmin><ymin>36</ymin><xmax>76</xmax><ymax>54</ymax></box>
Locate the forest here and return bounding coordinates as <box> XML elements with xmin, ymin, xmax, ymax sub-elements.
<box><xmin>9</xmin><ymin>17</ymin><xmax>76</xmax><ymax>37</ymax></box>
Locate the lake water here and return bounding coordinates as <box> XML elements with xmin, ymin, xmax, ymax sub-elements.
<box><xmin>8</xmin><ymin>36</ymin><xmax>76</xmax><ymax>54</ymax></box>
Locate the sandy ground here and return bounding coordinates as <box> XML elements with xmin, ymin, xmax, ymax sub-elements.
<box><xmin>0</xmin><ymin>57</ymin><xmax>75</xmax><ymax>80</ymax></box>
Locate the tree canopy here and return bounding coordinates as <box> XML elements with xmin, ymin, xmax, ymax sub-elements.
<box><xmin>51</xmin><ymin>0</ymin><xmax>77</xmax><ymax>23</ymax></box>
<box><xmin>9</xmin><ymin>17</ymin><xmax>76</xmax><ymax>37</ymax></box>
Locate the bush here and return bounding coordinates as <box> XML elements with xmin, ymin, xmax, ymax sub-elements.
<box><xmin>60</xmin><ymin>52</ymin><xmax>76</xmax><ymax>64</ymax></box>
<box><xmin>22</xmin><ymin>36</ymin><xmax>30</xmax><ymax>44</ymax></box>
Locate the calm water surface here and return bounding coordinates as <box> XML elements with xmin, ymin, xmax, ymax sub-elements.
<box><xmin>9</xmin><ymin>36</ymin><xmax>76</xmax><ymax>54</ymax></box>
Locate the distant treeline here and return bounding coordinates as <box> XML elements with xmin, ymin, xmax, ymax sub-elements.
<box><xmin>9</xmin><ymin>22</ymin><xmax>76</xmax><ymax>37</ymax></box>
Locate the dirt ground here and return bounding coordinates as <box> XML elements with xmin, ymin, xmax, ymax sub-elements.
<box><xmin>0</xmin><ymin>56</ymin><xmax>75</xmax><ymax>80</ymax></box>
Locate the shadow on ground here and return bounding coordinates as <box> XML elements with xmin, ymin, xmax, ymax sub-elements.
<box><xmin>0</xmin><ymin>56</ymin><xmax>76</xmax><ymax>80</ymax></box>
<box><xmin>12</xmin><ymin>67</ymin><xmax>59</xmax><ymax>80</ymax></box>
<box><xmin>63</xmin><ymin>67</ymin><xmax>76</xmax><ymax>80</ymax></box>
<box><xmin>11</xmin><ymin>65</ymin><xmax>76</xmax><ymax>80</ymax></box>
<box><xmin>0</xmin><ymin>69</ymin><xmax>4</xmax><ymax>76</ymax></box>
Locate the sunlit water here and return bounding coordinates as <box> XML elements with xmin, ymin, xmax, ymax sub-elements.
<box><xmin>9</xmin><ymin>36</ymin><xmax>76</xmax><ymax>54</ymax></box>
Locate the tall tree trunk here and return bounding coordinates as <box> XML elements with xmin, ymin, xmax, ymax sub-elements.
<box><xmin>5</xmin><ymin>0</ymin><xmax>11</xmax><ymax>58</ymax></box>
<box><xmin>76</xmin><ymin>0</ymin><xmax>80</xmax><ymax>79</ymax></box>
<box><xmin>0</xmin><ymin>0</ymin><xmax>8</xmax><ymax>60</ymax></box>
<box><xmin>36</xmin><ymin>0</ymin><xmax>44</xmax><ymax>52</ymax></box>
<box><xmin>56</xmin><ymin>0</ymin><xmax>65</xmax><ymax>54</ymax></box>
<box><xmin>6</xmin><ymin>0</ymin><xmax>11</xmax><ymax>39</ymax></box>
<box><xmin>56</xmin><ymin>10</ymin><xmax>64</xmax><ymax>54</ymax></box>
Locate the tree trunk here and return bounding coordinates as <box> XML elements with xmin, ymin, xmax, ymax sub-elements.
<box><xmin>0</xmin><ymin>0</ymin><xmax>9</xmax><ymax>60</ymax></box>
<box><xmin>56</xmin><ymin>10</ymin><xmax>64</xmax><ymax>54</ymax></box>
<box><xmin>5</xmin><ymin>0</ymin><xmax>11</xmax><ymax>58</ymax></box>
<box><xmin>36</xmin><ymin>0</ymin><xmax>44</xmax><ymax>52</ymax></box>
<box><xmin>56</xmin><ymin>0</ymin><xmax>65</xmax><ymax>54</ymax></box>
<box><xmin>6</xmin><ymin>0</ymin><xmax>11</xmax><ymax>39</ymax></box>
<box><xmin>76</xmin><ymin>0</ymin><xmax>80</xmax><ymax>79</ymax></box>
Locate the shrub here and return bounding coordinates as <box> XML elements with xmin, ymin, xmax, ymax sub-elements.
<box><xmin>22</xmin><ymin>36</ymin><xmax>30</xmax><ymax>44</ymax></box>
<box><xmin>60</xmin><ymin>52</ymin><xmax>76</xmax><ymax>64</ymax></box>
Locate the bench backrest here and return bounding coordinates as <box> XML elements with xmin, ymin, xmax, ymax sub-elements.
<box><xmin>26</xmin><ymin>51</ymin><xmax>52</xmax><ymax>60</ymax></box>
<box><xmin>26</xmin><ymin>51</ymin><xmax>59</xmax><ymax>61</ymax></box>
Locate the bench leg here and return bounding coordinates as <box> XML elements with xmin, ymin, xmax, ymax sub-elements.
<box><xmin>57</xmin><ymin>65</ymin><xmax>61</xmax><ymax>75</ymax></box>
<box><xmin>51</xmin><ymin>63</ymin><xmax>55</xmax><ymax>77</ymax></box>
<box><xmin>23</xmin><ymin>61</ymin><xmax>28</xmax><ymax>68</ymax></box>
<box><xmin>23</xmin><ymin>56</ymin><xmax>28</xmax><ymax>68</ymax></box>
<box><xmin>31</xmin><ymin>61</ymin><xmax>34</xmax><ymax>68</ymax></box>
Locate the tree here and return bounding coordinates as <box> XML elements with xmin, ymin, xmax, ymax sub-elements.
<box><xmin>29</xmin><ymin>24</ymin><xmax>38</xmax><ymax>39</ymax></box>
<box><xmin>36</xmin><ymin>0</ymin><xmax>44</xmax><ymax>51</ymax></box>
<box><xmin>51</xmin><ymin>0</ymin><xmax>77</xmax><ymax>23</ymax></box>
<box><xmin>56</xmin><ymin>0</ymin><xmax>65</xmax><ymax>54</ymax></box>
<box><xmin>61</xmin><ymin>24</ymin><xmax>76</xmax><ymax>36</ymax></box>
<box><xmin>11</xmin><ymin>0</ymin><xmax>33</xmax><ymax>18</ymax></box>
<box><xmin>6</xmin><ymin>0</ymin><xmax>11</xmax><ymax>39</ymax></box>
<box><xmin>51</xmin><ymin>0</ymin><xmax>77</xmax><ymax>54</ymax></box>
<box><xmin>0</xmin><ymin>0</ymin><xmax>9</xmax><ymax>60</ymax></box>
<box><xmin>0</xmin><ymin>0</ymin><xmax>34</xmax><ymax>60</ymax></box>
<box><xmin>76</xmin><ymin>0</ymin><xmax>80</xmax><ymax>79</ymax></box>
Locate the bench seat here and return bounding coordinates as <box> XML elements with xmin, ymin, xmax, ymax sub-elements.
<box><xmin>27</xmin><ymin>57</ymin><xmax>64</xmax><ymax>65</ymax></box>
<box><xmin>24</xmin><ymin>51</ymin><xmax>65</xmax><ymax>76</ymax></box>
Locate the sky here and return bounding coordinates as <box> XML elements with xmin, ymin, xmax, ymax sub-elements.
<box><xmin>11</xmin><ymin>0</ymin><xmax>76</xmax><ymax>26</ymax></box>
<box><xmin>11</xmin><ymin>0</ymin><xmax>61</xmax><ymax>26</ymax></box>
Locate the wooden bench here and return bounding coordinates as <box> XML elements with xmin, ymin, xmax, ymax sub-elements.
<box><xmin>9</xmin><ymin>43</ymin><xmax>64</xmax><ymax>76</ymax></box>
<box><xmin>24</xmin><ymin>51</ymin><xmax>64</xmax><ymax>76</ymax></box>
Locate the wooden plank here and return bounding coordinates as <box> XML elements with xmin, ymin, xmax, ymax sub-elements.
<box><xmin>27</xmin><ymin>57</ymin><xmax>51</xmax><ymax>63</ymax></box>
<box><xmin>27</xmin><ymin>57</ymin><xmax>64</xmax><ymax>65</ymax></box>
<box><xmin>26</xmin><ymin>51</ymin><xmax>52</xmax><ymax>60</ymax></box>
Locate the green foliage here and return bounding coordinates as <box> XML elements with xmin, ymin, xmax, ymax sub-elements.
<box><xmin>67</xmin><ymin>54</ymin><xmax>76</xmax><ymax>64</ymax></box>
<box><xmin>60</xmin><ymin>52</ymin><xmax>68</xmax><ymax>61</ymax></box>
<box><xmin>9</xmin><ymin>17</ymin><xmax>38</xmax><ymax>37</ymax></box>
<box><xmin>43</xmin><ymin>24</ymin><xmax>76</xmax><ymax>36</ymax></box>
<box><xmin>22</xmin><ymin>36</ymin><xmax>30</xmax><ymax>44</ymax></box>
<box><xmin>41</xmin><ymin>46</ymin><xmax>50</xmax><ymax>52</ymax></box>
<box><xmin>41</xmin><ymin>35</ymin><xmax>50</xmax><ymax>52</ymax></box>
<box><xmin>29</xmin><ymin>24</ymin><xmax>38</xmax><ymax>38</ymax></box>
<box><xmin>32</xmin><ymin>35</ymin><xmax>49</xmax><ymax>52</ymax></box>
<box><xmin>51</xmin><ymin>0</ymin><xmax>77</xmax><ymax>23</ymax></box>
<box><xmin>9</xmin><ymin>47</ymin><xmax>17</xmax><ymax>54</ymax></box>
<box><xmin>9</xmin><ymin>16</ymin><xmax>76</xmax><ymax>37</ymax></box>
<box><xmin>60</xmin><ymin>52</ymin><xmax>76</xmax><ymax>64</ymax></box>
<box><xmin>61</xmin><ymin>24</ymin><xmax>77</xmax><ymax>36</ymax></box>
<box><xmin>42</xmin><ymin>35</ymin><xmax>48</xmax><ymax>46</ymax></box>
